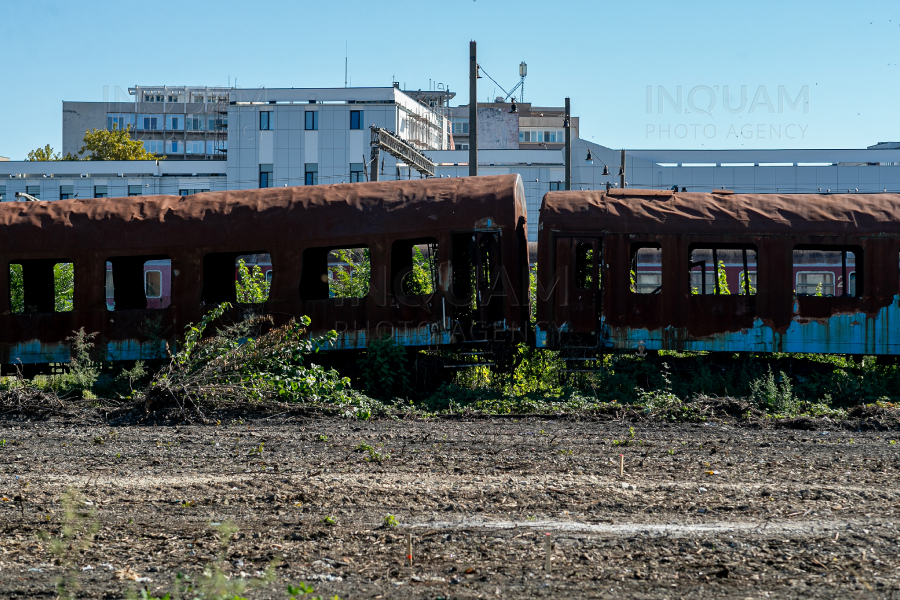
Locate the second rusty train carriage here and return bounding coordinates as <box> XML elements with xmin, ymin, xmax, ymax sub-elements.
<box><xmin>0</xmin><ymin>175</ymin><xmax>530</xmax><ymax>367</ymax></box>
<box><xmin>537</xmin><ymin>188</ymin><xmax>900</xmax><ymax>357</ymax></box>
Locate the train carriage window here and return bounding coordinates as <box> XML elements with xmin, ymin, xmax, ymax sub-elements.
<box><xmin>574</xmin><ymin>243</ymin><xmax>595</xmax><ymax>290</ymax></box>
<box><xmin>630</xmin><ymin>244</ymin><xmax>662</xmax><ymax>294</ymax></box>
<box><xmin>299</xmin><ymin>246</ymin><xmax>370</xmax><ymax>300</ymax></box>
<box><xmin>235</xmin><ymin>254</ymin><xmax>272</xmax><ymax>303</ymax></box>
<box><xmin>9</xmin><ymin>260</ymin><xmax>74</xmax><ymax>313</ymax></box>
<box><xmin>391</xmin><ymin>238</ymin><xmax>438</xmax><ymax>298</ymax></box>
<box><xmin>106</xmin><ymin>257</ymin><xmax>171</xmax><ymax>310</ymax></box>
<box><xmin>689</xmin><ymin>245</ymin><xmax>757</xmax><ymax>295</ymax></box>
<box><xmin>201</xmin><ymin>252</ymin><xmax>271</xmax><ymax>305</ymax></box>
<box><xmin>793</xmin><ymin>246</ymin><xmax>861</xmax><ymax>297</ymax></box>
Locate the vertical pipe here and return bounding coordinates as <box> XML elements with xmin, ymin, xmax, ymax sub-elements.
<box><xmin>712</xmin><ymin>246</ymin><xmax>720</xmax><ymax>295</ymax></box>
<box><xmin>564</xmin><ymin>97</ymin><xmax>571</xmax><ymax>191</ymax></box>
<box><xmin>620</xmin><ymin>149</ymin><xmax>626</xmax><ymax>189</ymax></box>
<box><xmin>701</xmin><ymin>261</ymin><xmax>706</xmax><ymax>296</ymax></box>
<box><xmin>469</xmin><ymin>41</ymin><xmax>478</xmax><ymax>177</ymax></box>
<box><xmin>742</xmin><ymin>248</ymin><xmax>750</xmax><ymax>296</ymax></box>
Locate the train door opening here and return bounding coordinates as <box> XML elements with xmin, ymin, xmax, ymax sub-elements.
<box><xmin>554</xmin><ymin>237</ymin><xmax>602</xmax><ymax>336</ymax></box>
<box><xmin>450</xmin><ymin>232</ymin><xmax>503</xmax><ymax>336</ymax></box>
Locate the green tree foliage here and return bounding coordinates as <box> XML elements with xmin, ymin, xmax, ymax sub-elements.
<box><xmin>716</xmin><ymin>260</ymin><xmax>731</xmax><ymax>295</ymax></box>
<box><xmin>739</xmin><ymin>270</ymin><xmax>756</xmax><ymax>295</ymax></box>
<box><xmin>9</xmin><ymin>264</ymin><xmax>23</xmax><ymax>313</ymax></box>
<box><xmin>235</xmin><ymin>259</ymin><xmax>270</xmax><ymax>303</ymax></box>
<box><xmin>77</xmin><ymin>124</ymin><xmax>161</xmax><ymax>160</ymax></box>
<box><xmin>26</xmin><ymin>144</ymin><xmax>79</xmax><ymax>161</ymax></box>
<box><xmin>401</xmin><ymin>247</ymin><xmax>436</xmax><ymax>295</ymax></box>
<box><xmin>151</xmin><ymin>303</ymin><xmax>354</xmax><ymax>404</ymax></box>
<box><xmin>54</xmin><ymin>263</ymin><xmax>74</xmax><ymax>311</ymax></box>
<box><xmin>328</xmin><ymin>248</ymin><xmax>370</xmax><ymax>298</ymax></box>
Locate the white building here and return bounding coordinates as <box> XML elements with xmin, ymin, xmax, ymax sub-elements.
<box><xmin>2</xmin><ymin>85</ymin><xmax>897</xmax><ymax>243</ymax></box>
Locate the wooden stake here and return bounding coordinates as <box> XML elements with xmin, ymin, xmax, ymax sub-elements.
<box><xmin>406</xmin><ymin>533</ymin><xmax>413</xmax><ymax>567</ymax></box>
<box><xmin>545</xmin><ymin>533</ymin><xmax>552</xmax><ymax>573</ymax></box>
<box><xmin>620</xmin><ymin>454</ymin><xmax>624</xmax><ymax>477</ymax></box>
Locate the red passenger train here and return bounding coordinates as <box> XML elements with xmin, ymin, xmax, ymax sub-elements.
<box><xmin>3</xmin><ymin>177</ymin><xmax>900</xmax><ymax>368</ymax></box>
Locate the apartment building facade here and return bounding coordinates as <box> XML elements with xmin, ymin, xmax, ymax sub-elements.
<box><xmin>63</xmin><ymin>86</ymin><xmax>231</xmax><ymax>161</ymax></box>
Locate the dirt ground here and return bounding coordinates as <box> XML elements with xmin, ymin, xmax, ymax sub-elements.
<box><xmin>2</xmin><ymin>414</ymin><xmax>899</xmax><ymax>599</ymax></box>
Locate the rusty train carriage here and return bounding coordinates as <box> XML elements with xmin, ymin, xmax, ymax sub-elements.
<box><xmin>537</xmin><ymin>188</ymin><xmax>900</xmax><ymax>355</ymax></box>
<box><xmin>0</xmin><ymin>175</ymin><xmax>530</xmax><ymax>366</ymax></box>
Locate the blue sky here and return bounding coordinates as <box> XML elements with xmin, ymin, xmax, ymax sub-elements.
<box><xmin>1</xmin><ymin>0</ymin><xmax>897</xmax><ymax>159</ymax></box>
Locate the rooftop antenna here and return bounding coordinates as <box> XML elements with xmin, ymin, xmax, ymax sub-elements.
<box><xmin>344</xmin><ymin>42</ymin><xmax>348</xmax><ymax>88</ymax></box>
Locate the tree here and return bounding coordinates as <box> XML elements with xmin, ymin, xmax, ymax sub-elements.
<box><xmin>235</xmin><ymin>259</ymin><xmax>270</xmax><ymax>303</ymax></box>
<box><xmin>27</xmin><ymin>144</ymin><xmax>60</xmax><ymax>161</ymax></box>
<box><xmin>26</xmin><ymin>144</ymin><xmax>79</xmax><ymax>161</ymax></box>
<box><xmin>77</xmin><ymin>124</ymin><xmax>161</xmax><ymax>161</ymax></box>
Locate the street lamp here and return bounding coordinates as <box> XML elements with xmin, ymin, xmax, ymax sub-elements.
<box><xmin>585</xmin><ymin>149</ymin><xmax>611</xmax><ymax>176</ymax></box>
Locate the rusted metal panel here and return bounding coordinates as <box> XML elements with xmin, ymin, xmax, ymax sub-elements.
<box><xmin>0</xmin><ymin>175</ymin><xmax>530</xmax><ymax>363</ymax></box>
<box><xmin>539</xmin><ymin>189</ymin><xmax>900</xmax><ymax>354</ymax></box>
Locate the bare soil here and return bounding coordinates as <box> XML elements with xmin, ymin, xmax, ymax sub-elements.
<box><xmin>2</xmin><ymin>413</ymin><xmax>899</xmax><ymax>599</ymax></box>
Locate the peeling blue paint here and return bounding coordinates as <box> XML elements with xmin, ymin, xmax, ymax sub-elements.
<box><xmin>612</xmin><ymin>295</ymin><xmax>900</xmax><ymax>354</ymax></box>
<box><xmin>9</xmin><ymin>340</ymin><xmax>70</xmax><ymax>364</ymax></box>
<box><xmin>106</xmin><ymin>340</ymin><xmax>168</xmax><ymax>361</ymax></box>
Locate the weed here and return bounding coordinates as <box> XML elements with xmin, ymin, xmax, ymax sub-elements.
<box><xmin>750</xmin><ymin>367</ymin><xmax>798</xmax><ymax>415</ymax></box>
<box><xmin>130</xmin><ymin>521</ymin><xmax>274</xmax><ymax>600</ymax></box>
<box><xmin>321</xmin><ymin>516</ymin><xmax>336</xmax><ymax>526</ymax></box>
<box><xmin>317</xmin><ymin>434</ymin><xmax>328</xmax><ymax>442</ymax></box>
<box><xmin>36</xmin><ymin>489</ymin><xmax>100</xmax><ymax>600</ymax></box>
<box><xmin>383</xmin><ymin>514</ymin><xmax>398</xmax><ymax>527</ymax></box>
<box><xmin>356</xmin><ymin>335</ymin><xmax>409</xmax><ymax>400</ymax></box>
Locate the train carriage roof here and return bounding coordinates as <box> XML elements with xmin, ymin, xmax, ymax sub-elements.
<box><xmin>541</xmin><ymin>189</ymin><xmax>900</xmax><ymax>236</ymax></box>
<box><xmin>0</xmin><ymin>174</ymin><xmax>526</xmax><ymax>254</ymax></box>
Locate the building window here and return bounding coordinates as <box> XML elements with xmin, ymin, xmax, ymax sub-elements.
<box><xmin>206</xmin><ymin>140</ymin><xmax>227</xmax><ymax>155</ymax></box>
<box><xmin>259</xmin><ymin>164</ymin><xmax>273</xmax><ymax>188</ymax></box>
<box><xmin>166</xmin><ymin>141</ymin><xmax>181</xmax><ymax>154</ymax></box>
<box><xmin>520</xmin><ymin>128</ymin><xmax>565</xmax><ymax>143</ymax></box>
<box><xmin>107</xmin><ymin>113</ymin><xmax>136</xmax><ymax>131</ymax></box>
<box><xmin>207</xmin><ymin>115</ymin><xmax>227</xmax><ymax>131</ymax></box>
<box><xmin>305</xmin><ymin>111</ymin><xmax>318</xmax><ymax>130</ymax></box>
<box><xmin>144</xmin><ymin>140</ymin><xmax>164</xmax><ymax>154</ymax></box>
<box><xmin>186</xmin><ymin>140</ymin><xmax>204</xmax><ymax>154</ymax></box>
<box><xmin>185</xmin><ymin>115</ymin><xmax>204</xmax><ymax>131</ymax></box>
<box><xmin>260</xmin><ymin>111</ymin><xmax>272</xmax><ymax>130</ymax></box>
<box><xmin>178</xmin><ymin>189</ymin><xmax>210</xmax><ymax>196</ymax></box>
<box><xmin>94</xmin><ymin>185</ymin><xmax>108</xmax><ymax>198</ymax></box>
<box><xmin>350</xmin><ymin>110</ymin><xmax>363</xmax><ymax>130</ymax></box>
<box><xmin>0</xmin><ymin>186</ymin><xmax>5</xmax><ymax>201</ymax></box>
<box><xmin>549</xmin><ymin>182</ymin><xmax>563</xmax><ymax>191</ymax></box>
<box><xmin>452</xmin><ymin>119</ymin><xmax>469</xmax><ymax>135</ymax></box>
<box><xmin>59</xmin><ymin>185</ymin><xmax>74</xmax><ymax>200</ymax></box>
<box><xmin>165</xmin><ymin>115</ymin><xmax>182</xmax><ymax>131</ymax></box>
<box><xmin>350</xmin><ymin>163</ymin><xmax>365</xmax><ymax>183</ymax></box>
<box><xmin>138</xmin><ymin>115</ymin><xmax>161</xmax><ymax>131</ymax></box>
<box><xmin>26</xmin><ymin>185</ymin><xmax>40</xmax><ymax>199</ymax></box>
<box><xmin>128</xmin><ymin>185</ymin><xmax>142</xmax><ymax>197</ymax></box>
<box><xmin>455</xmin><ymin>143</ymin><xmax>469</xmax><ymax>150</ymax></box>
<box><xmin>305</xmin><ymin>163</ymin><xmax>318</xmax><ymax>185</ymax></box>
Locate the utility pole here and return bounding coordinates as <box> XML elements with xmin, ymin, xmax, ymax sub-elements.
<box><xmin>620</xmin><ymin>149</ymin><xmax>626</xmax><ymax>189</ymax></box>
<box><xmin>469</xmin><ymin>41</ymin><xmax>478</xmax><ymax>177</ymax></box>
<box><xmin>564</xmin><ymin>97</ymin><xmax>571</xmax><ymax>191</ymax></box>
